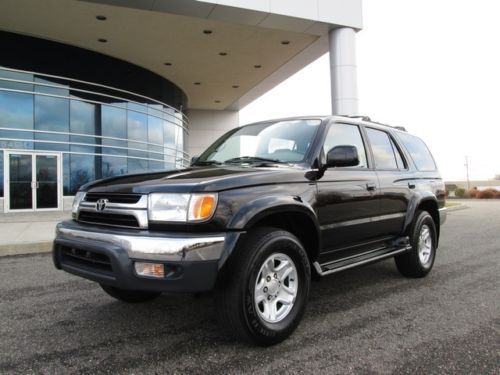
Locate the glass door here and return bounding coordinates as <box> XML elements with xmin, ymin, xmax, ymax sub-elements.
<box><xmin>5</xmin><ymin>152</ymin><xmax>61</xmax><ymax>212</ymax></box>
<box><xmin>8</xmin><ymin>154</ymin><xmax>33</xmax><ymax>210</ymax></box>
<box><xmin>36</xmin><ymin>155</ymin><xmax>58</xmax><ymax>209</ymax></box>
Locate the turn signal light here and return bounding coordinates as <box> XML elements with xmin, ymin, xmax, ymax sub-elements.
<box><xmin>134</xmin><ymin>262</ymin><xmax>164</xmax><ymax>278</ymax></box>
<box><xmin>188</xmin><ymin>194</ymin><xmax>217</xmax><ymax>221</ymax></box>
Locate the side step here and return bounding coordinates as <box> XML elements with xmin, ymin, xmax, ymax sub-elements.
<box><xmin>313</xmin><ymin>246</ymin><xmax>411</xmax><ymax>277</ymax></box>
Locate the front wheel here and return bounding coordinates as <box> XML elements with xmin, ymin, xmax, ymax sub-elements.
<box><xmin>215</xmin><ymin>227</ymin><xmax>311</xmax><ymax>346</ymax></box>
<box><xmin>100</xmin><ymin>284</ymin><xmax>161</xmax><ymax>303</ymax></box>
<box><xmin>395</xmin><ymin>210</ymin><xmax>437</xmax><ymax>278</ymax></box>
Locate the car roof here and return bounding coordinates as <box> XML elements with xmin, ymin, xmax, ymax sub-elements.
<box><xmin>241</xmin><ymin>115</ymin><xmax>409</xmax><ymax>135</ymax></box>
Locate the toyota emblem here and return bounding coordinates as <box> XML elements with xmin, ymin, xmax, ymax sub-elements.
<box><xmin>96</xmin><ymin>198</ymin><xmax>109</xmax><ymax>212</ymax></box>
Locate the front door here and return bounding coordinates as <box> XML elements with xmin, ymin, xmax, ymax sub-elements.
<box><xmin>4</xmin><ymin>152</ymin><xmax>61</xmax><ymax>212</ymax></box>
<box><xmin>316</xmin><ymin>123</ymin><xmax>380</xmax><ymax>264</ymax></box>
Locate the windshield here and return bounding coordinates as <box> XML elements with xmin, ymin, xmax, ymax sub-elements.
<box><xmin>196</xmin><ymin>119</ymin><xmax>321</xmax><ymax>165</ymax></box>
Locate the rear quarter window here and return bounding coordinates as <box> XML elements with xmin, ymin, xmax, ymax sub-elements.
<box><xmin>397</xmin><ymin>133</ymin><xmax>437</xmax><ymax>171</ymax></box>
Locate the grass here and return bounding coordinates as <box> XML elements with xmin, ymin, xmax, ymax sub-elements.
<box><xmin>445</xmin><ymin>202</ymin><xmax>462</xmax><ymax>208</ymax></box>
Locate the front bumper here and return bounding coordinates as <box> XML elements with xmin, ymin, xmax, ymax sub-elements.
<box><xmin>439</xmin><ymin>207</ymin><xmax>447</xmax><ymax>226</ymax></box>
<box><xmin>53</xmin><ymin>220</ymin><xmax>243</xmax><ymax>293</ymax></box>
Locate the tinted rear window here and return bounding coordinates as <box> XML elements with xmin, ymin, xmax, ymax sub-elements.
<box><xmin>397</xmin><ymin>133</ymin><xmax>436</xmax><ymax>171</ymax></box>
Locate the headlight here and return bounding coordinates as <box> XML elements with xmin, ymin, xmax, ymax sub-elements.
<box><xmin>148</xmin><ymin>193</ymin><xmax>218</xmax><ymax>223</ymax></box>
<box><xmin>72</xmin><ymin>191</ymin><xmax>86</xmax><ymax>217</ymax></box>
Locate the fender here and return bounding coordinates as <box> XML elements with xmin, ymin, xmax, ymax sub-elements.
<box><xmin>227</xmin><ymin>195</ymin><xmax>319</xmax><ymax>231</ymax></box>
<box><xmin>403</xmin><ymin>191</ymin><xmax>439</xmax><ymax>236</ymax></box>
<box><xmin>217</xmin><ymin>195</ymin><xmax>321</xmax><ymax>266</ymax></box>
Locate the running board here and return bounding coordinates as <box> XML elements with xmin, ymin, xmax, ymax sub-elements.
<box><xmin>313</xmin><ymin>246</ymin><xmax>411</xmax><ymax>277</ymax></box>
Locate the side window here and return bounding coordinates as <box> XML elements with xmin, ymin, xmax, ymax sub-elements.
<box><xmin>390</xmin><ymin>138</ymin><xmax>407</xmax><ymax>169</ymax></box>
<box><xmin>365</xmin><ymin>128</ymin><xmax>399</xmax><ymax>170</ymax></box>
<box><xmin>323</xmin><ymin>123</ymin><xmax>368</xmax><ymax>168</ymax></box>
<box><xmin>397</xmin><ymin>133</ymin><xmax>437</xmax><ymax>171</ymax></box>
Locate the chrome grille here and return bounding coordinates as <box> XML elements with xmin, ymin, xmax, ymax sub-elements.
<box><xmin>77</xmin><ymin>193</ymin><xmax>148</xmax><ymax>229</ymax></box>
<box><xmin>84</xmin><ymin>193</ymin><xmax>141</xmax><ymax>204</ymax></box>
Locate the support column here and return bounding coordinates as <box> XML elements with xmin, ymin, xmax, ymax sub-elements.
<box><xmin>329</xmin><ymin>27</ymin><xmax>359</xmax><ymax>115</ymax></box>
<box><xmin>186</xmin><ymin>109</ymin><xmax>239</xmax><ymax>158</ymax></box>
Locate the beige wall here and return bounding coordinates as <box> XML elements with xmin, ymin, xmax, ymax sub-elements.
<box><xmin>187</xmin><ymin>109</ymin><xmax>240</xmax><ymax>158</ymax></box>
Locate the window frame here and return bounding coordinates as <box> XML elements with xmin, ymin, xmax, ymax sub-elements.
<box><xmin>321</xmin><ymin>122</ymin><xmax>371</xmax><ymax>170</ymax></box>
<box><xmin>363</xmin><ymin>126</ymin><xmax>409</xmax><ymax>172</ymax></box>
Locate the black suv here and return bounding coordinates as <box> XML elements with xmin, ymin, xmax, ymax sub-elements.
<box><xmin>53</xmin><ymin>116</ymin><xmax>446</xmax><ymax>346</ymax></box>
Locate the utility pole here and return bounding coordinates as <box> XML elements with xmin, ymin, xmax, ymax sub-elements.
<box><xmin>464</xmin><ymin>156</ymin><xmax>470</xmax><ymax>190</ymax></box>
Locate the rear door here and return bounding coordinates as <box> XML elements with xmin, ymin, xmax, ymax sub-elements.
<box><xmin>317</xmin><ymin>122</ymin><xmax>380</xmax><ymax>263</ymax></box>
<box><xmin>364</xmin><ymin>127</ymin><xmax>412</xmax><ymax>236</ymax></box>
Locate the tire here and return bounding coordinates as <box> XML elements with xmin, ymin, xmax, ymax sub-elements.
<box><xmin>395</xmin><ymin>210</ymin><xmax>437</xmax><ymax>278</ymax></box>
<box><xmin>215</xmin><ymin>227</ymin><xmax>311</xmax><ymax>346</ymax></box>
<box><xmin>100</xmin><ymin>284</ymin><xmax>161</xmax><ymax>303</ymax></box>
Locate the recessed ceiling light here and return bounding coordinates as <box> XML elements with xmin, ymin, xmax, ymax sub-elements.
<box><xmin>215</xmin><ymin>100</ymin><xmax>221</xmax><ymax>103</ymax></box>
<box><xmin>232</xmin><ymin>85</ymin><xmax>239</xmax><ymax>89</ymax></box>
<box><xmin>194</xmin><ymin>82</ymin><xmax>201</xmax><ymax>85</ymax></box>
<box><xmin>164</xmin><ymin>62</ymin><xmax>172</xmax><ymax>66</ymax></box>
<box><xmin>281</xmin><ymin>40</ymin><xmax>290</xmax><ymax>45</ymax></box>
<box><xmin>203</xmin><ymin>29</ymin><xmax>212</xmax><ymax>35</ymax></box>
<box><xmin>98</xmin><ymin>38</ymin><xmax>107</xmax><ymax>43</ymax></box>
<box><xmin>96</xmin><ymin>15</ymin><xmax>107</xmax><ymax>21</ymax></box>
<box><xmin>219</xmin><ymin>52</ymin><xmax>227</xmax><ymax>56</ymax></box>
<box><xmin>254</xmin><ymin>65</ymin><xmax>262</xmax><ymax>69</ymax></box>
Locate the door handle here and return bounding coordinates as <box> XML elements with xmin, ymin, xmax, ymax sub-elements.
<box><xmin>408</xmin><ymin>182</ymin><xmax>416</xmax><ymax>189</ymax></box>
<box><xmin>366</xmin><ymin>182</ymin><xmax>376</xmax><ymax>191</ymax></box>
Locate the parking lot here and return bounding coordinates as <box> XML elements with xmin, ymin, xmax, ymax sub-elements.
<box><xmin>0</xmin><ymin>200</ymin><xmax>498</xmax><ymax>374</ymax></box>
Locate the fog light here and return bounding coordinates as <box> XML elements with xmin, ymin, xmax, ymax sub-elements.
<box><xmin>134</xmin><ymin>262</ymin><xmax>164</xmax><ymax>278</ymax></box>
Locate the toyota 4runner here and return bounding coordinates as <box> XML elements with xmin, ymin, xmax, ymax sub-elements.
<box><xmin>53</xmin><ymin>115</ymin><xmax>446</xmax><ymax>346</ymax></box>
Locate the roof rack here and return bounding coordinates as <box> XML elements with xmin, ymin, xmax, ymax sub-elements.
<box><xmin>343</xmin><ymin>115</ymin><xmax>407</xmax><ymax>132</ymax></box>
<box><xmin>345</xmin><ymin>115</ymin><xmax>371</xmax><ymax>122</ymax></box>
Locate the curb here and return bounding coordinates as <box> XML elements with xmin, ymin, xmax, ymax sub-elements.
<box><xmin>446</xmin><ymin>204</ymin><xmax>468</xmax><ymax>212</ymax></box>
<box><xmin>0</xmin><ymin>241</ymin><xmax>52</xmax><ymax>257</ymax></box>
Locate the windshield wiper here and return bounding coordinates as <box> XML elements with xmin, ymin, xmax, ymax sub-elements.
<box><xmin>224</xmin><ymin>156</ymin><xmax>287</xmax><ymax>165</ymax></box>
<box><xmin>192</xmin><ymin>159</ymin><xmax>223</xmax><ymax>166</ymax></box>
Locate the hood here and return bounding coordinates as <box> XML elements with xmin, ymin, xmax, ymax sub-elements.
<box><xmin>82</xmin><ymin>165</ymin><xmax>310</xmax><ymax>194</ymax></box>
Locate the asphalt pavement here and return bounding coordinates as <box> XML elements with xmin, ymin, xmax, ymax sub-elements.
<box><xmin>0</xmin><ymin>200</ymin><xmax>498</xmax><ymax>374</ymax></box>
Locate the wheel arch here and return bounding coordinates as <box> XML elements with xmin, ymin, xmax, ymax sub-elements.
<box><xmin>227</xmin><ymin>196</ymin><xmax>321</xmax><ymax>264</ymax></box>
<box><xmin>405</xmin><ymin>195</ymin><xmax>440</xmax><ymax>245</ymax></box>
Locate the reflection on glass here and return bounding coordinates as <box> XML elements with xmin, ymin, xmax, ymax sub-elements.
<box><xmin>102</xmin><ymin>105</ymin><xmax>127</xmax><ymax>155</ymax></box>
<box><xmin>0</xmin><ymin>69</ymin><xmax>189</xmax><ymax>200</ymax></box>
<box><xmin>102</xmin><ymin>155</ymin><xmax>127</xmax><ymax>178</ymax></box>
<box><xmin>0</xmin><ymin>69</ymin><xmax>34</xmax><ymax>91</ymax></box>
<box><xmin>127</xmin><ymin>110</ymin><xmax>148</xmax><ymax>173</ymax></box>
<box><xmin>34</xmin><ymin>77</ymin><xmax>69</xmax><ymax>96</ymax></box>
<box><xmin>36</xmin><ymin>155</ymin><xmax>58</xmax><ymax>209</ymax></box>
<box><xmin>9</xmin><ymin>154</ymin><xmax>32</xmax><ymax>209</ymax></box>
<box><xmin>63</xmin><ymin>154</ymin><xmax>70</xmax><ymax>195</ymax></box>
<box><xmin>148</xmin><ymin>115</ymin><xmax>163</xmax><ymax>170</ymax></box>
<box><xmin>0</xmin><ymin>150</ymin><xmax>3</xmax><ymax>197</ymax></box>
<box><xmin>70</xmin><ymin>154</ymin><xmax>95</xmax><ymax>195</ymax></box>
<box><xmin>34</xmin><ymin>95</ymin><xmax>69</xmax><ymax>151</ymax></box>
<box><xmin>365</xmin><ymin>128</ymin><xmax>398</xmax><ymax>170</ymax></box>
<box><xmin>70</xmin><ymin>100</ymin><xmax>97</xmax><ymax>153</ymax></box>
<box><xmin>0</xmin><ymin>91</ymin><xmax>34</xmax><ymax>149</ymax></box>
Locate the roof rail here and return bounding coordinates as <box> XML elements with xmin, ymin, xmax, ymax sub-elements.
<box><xmin>345</xmin><ymin>115</ymin><xmax>371</xmax><ymax>122</ymax></box>
<box><xmin>343</xmin><ymin>115</ymin><xmax>408</xmax><ymax>132</ymax></box>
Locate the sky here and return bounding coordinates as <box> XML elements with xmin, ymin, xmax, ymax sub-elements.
<box><xmin>240</xmin><ymin>0</ymin><xmax>500</xmax><ymax>181</ymax></box>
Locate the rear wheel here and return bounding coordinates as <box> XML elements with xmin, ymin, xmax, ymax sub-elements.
<box><xmin>215</xmin><ymin>227</ymin><xmax>311</xmax><ymax>346</ymax></box>
<box><xmin>100</xmin><ymin>284</ymin><xmax>161</xmax><ymax>303</ymax></box>
<box><xmin>395</xmin><ymin>210</ymin><xmax>437</xmax><ymax>277</ymax></box>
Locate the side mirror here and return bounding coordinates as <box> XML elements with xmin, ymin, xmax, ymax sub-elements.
<box><xmin>326</xmin><ymin>145</ymin><xmax>359</xmax><ymax>168</ymax></box>
<box><xmin>190</xmin><ymin>156</ymin><xmax>199</xmax><ymax>165</ymax></box>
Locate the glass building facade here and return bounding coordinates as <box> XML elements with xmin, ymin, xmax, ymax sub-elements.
<box><xmin>0</xmin><ymin>33</ymin><xmax>189</xmax><ymax>212</ymax></box>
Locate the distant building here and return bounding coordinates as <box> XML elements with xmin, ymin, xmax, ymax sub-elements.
<box><xmin>446</xmin><ymin>180</ymin><xmax>500</xmax><ymax>191</ymax></box>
